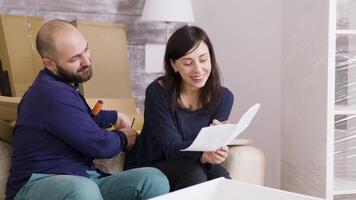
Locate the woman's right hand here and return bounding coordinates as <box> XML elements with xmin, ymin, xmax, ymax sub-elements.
<box><xmin>200</xmin><ymin>146</ymin><xmax>229</xmax><ymax>164</ymax></box>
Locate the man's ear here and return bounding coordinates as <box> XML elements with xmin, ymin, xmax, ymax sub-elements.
<box><xmin>43</xmin><ymin>58</ymin><xmax>56</xmax><ymax>72</ymax></box>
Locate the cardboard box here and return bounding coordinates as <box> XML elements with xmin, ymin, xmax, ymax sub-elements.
<box><xmin>85</xmin><ymin>97</ymin><xmax>143</xmax><ymax>131</ymax></box>
<box><xmin>0</xmin><ymin>14</ymin><xmax>43</xmax><ymax>97</ymax></box>
<box><xmin>0</xmin><ymin>95</ymin><xmax>20</xmax><ymax>123</ymax></box>
<box><xmin>72</xmin><ymin>20</ymin><xmax>133</xmax><ymax>98</ymax></box>
<box><xmin>151</xmin><ymin>178</ymin><xmax>323</xmax><ymax>200</ymax></box>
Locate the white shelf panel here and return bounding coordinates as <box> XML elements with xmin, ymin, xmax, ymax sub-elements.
<box><xmin>336</xmin><ymin>29</ymin><xmax>356</xmax><ymax>35</ymax></box>
<box><xmin>335</xmin><ymin>105</ymin><xmax>356</xmax><ymax>115</ymax></box>
<box><xmin>334</xmin><ymin>177</ymin><xmax>356</xmax><ymax>196</ymax></box>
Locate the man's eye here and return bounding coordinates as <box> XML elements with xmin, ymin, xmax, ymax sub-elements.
<box><xmin>70</xmin><ymin>57</ymin><xmax>78</xmax><ymax>62</ymax></box>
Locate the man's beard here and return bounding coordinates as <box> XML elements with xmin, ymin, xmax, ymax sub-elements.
<box><xmin>56</xmin><ymin>64</ymin><xmax>93</xmax><ymax>83</ymax></box>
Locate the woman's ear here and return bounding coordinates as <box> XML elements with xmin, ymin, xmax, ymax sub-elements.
<box><xmin>170</xmin><ymin>59</ymin><xmax>178</xmax><ymax>73</ymax></box>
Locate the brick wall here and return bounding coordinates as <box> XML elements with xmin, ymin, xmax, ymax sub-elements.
<box><xmin>0</xmin><ymin>0</ymin><xmax>183</xmax><ymax>111</ymax></box>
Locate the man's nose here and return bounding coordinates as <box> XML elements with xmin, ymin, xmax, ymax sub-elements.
<box><xmin>81</xmin><ymin>54</ymin><xmax>91</xmax><ymax>66</ymax></box>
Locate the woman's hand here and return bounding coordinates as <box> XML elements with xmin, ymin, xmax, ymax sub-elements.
<box><xmin>200</xmin><ymin>146</ymin><xmax>229</xmax><ymax>164</ymax></box>
<box><xmin>210</xmin><ymin>119</ymin><xmax>231</xmax><ymax>126</ymax></box>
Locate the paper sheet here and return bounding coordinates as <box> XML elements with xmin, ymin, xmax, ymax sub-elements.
<box><xmin>181</xmin><ymin>103</ymin><xmax>261</xmax><ymax>152</ymax></box>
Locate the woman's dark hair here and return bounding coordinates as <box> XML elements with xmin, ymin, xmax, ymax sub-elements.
<box><xmin>159</xmin><ymin>25</ymin><xmax>222</xmax><ymax>113</ymax></box>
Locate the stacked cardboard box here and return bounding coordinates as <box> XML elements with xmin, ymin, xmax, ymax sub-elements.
<box><xmin>0</xmin><ymin>14</ymin><xmax>43</xmax><ymax>97</ymax></box>
<box><xmin>72</xmin><ymin>20</ymin><xmax>133</xmax><ymax>98</ymax></box>
<box><xmin>0</xmin><ymin>60</ymin><xmax>11</xmax><ymax>96</ymax></box>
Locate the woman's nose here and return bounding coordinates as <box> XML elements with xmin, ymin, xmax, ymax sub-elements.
<box><xmin>193</xmin><ymin>62</ymin><xmax>204</xmax><ymax>72</ymax></box>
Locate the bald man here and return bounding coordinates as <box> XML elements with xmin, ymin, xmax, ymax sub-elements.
<box><xmin>5</xmin><ymin>19</ymin><xmax>169</xmax><ymax>200</ymax></box>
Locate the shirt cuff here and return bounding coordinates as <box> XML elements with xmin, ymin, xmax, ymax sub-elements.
<box><xmin>113</xmin><ymin>130</ymin><xmax>128</xmax><ymax>151</ymax></box>
<box><xmin>107</xmin><ymin>110</ymin><xmax>118</xmax><ymax>126</ymax></box>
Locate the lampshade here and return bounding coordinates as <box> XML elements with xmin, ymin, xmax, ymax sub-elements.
<box><xmin>141</xmin><ymin>0</ymin><xmax>194</xmax><ymax>23</ymax></box>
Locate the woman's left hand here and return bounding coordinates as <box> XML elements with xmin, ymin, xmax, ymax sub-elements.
<box><xmin>210</xmin><ymin>119</ymin><xmax>231</xmax><ymax>126</ymax></box>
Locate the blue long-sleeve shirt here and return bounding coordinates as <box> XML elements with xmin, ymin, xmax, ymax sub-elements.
<box><xmin>6</xmin><ymin>68</ymin><xmax>128</xmax><ymax>199</ymax></box>
<box><xmin>125</xmin><ymin>81</ymin><xmax>234</xmax><ymax>167</ymax></box>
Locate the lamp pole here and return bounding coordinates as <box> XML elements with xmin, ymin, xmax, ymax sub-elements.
<box><xmin>165</xmin><ymin>21</ymin><xmax>170</xmax><ymax>42</ymax></box>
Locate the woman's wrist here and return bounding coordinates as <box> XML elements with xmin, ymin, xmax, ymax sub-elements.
<box><xmin>200</xmin><ymin>153</ymin><xmax>207</xmax><ymax>164</ymax></box>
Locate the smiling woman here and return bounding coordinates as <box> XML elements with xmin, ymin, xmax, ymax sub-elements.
<box><xmin>125</xmin><ymin>25</ymin><xmax>234</xmax><ymax>191</ymax></box>
<box><xmin>170</xmin><ymin>41</ymin><xmax>212</xmax><ymax>110</ymax></box>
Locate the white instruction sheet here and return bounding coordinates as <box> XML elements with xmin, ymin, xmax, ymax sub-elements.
<box><xmin>181</xmin><ymin>103</ymin><xmax>261</xmax><ymax>152</ymax></box>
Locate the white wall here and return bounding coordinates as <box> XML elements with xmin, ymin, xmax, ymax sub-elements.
<box><xmin>192</xmin><ymin>0</ymin><xmax>282</xmax><ymax>188</ymax></box>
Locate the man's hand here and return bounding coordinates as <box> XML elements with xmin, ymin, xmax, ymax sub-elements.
<box><xmin>119</xmin><ymin>127</ymin><xmax>138</xmax><ymax>151</ymax></box>
<box><xmin>114</xmin><ymin>112</ymin><xmax>131</xmax><ymax>129</ymax></box>
<box><xmin>200</xmin><ymin>146</ymin><xmax>229</xmax><ymax>164</ymax></box>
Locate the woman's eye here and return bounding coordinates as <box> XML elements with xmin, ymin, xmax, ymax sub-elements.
<box><xmin>183</xmin><ymin>62</ymin><xmax>192</xmax><ymax>66</ymax></box>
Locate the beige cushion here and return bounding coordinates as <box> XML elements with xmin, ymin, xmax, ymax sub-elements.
<box><xmin>0</xmin><ymin>140</ymin><xmax>12</xmax><ymax>200</ymax></box>
<box><xmin>93</xmin><ymin>153</ymin><xmax>125</xmax><ymax>174</ymax></box>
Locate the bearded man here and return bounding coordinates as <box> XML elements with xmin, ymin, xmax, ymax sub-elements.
<box><xmin>5</xmin><ymin>19</ymin><xmax>169</xmax><ymax>200</ymax></box>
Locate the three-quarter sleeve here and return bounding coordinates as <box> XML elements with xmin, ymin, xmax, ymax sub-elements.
<box><xmin>210</xmin><ymin>88</ymin><xmax>234</xmax><ymax>123</ymax></box>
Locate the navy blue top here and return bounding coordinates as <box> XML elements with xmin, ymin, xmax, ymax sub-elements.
<box><xmin>125</xmin><ymin>81</ymin><xmax>234</xmax><ymax>167</ymax></box>
<box><xmin>6</xmin><ymin>68</ymin><xmax>128</xmax><ymax>199</ymax></box>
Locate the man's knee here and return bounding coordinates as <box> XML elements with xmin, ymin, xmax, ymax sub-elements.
<box><xmin>15</xmin><ymin>175</ymin><xmax>103</xmax><ymax>200</ymax></box>
<box><xmin>129</xmin><ymin>167</ymin><xmax>169</xmax><ymax>198</ymax></box>
<box><xmin>61</xmin><ymin>176</ymin><xmax>102</xmax><ymax>200</ymax></box>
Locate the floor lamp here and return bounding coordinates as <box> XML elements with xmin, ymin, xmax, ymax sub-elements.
<box><xmin>141</xmin><ymin>0</ymin><xmax>195</xmax><ymax>42</ymax></box>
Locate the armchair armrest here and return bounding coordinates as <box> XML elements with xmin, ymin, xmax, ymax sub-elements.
<box><xmin>0</xmin><ymin>96</ymin><xmax>20</xmax><ymax>122</ymax></box>
<box><xmin>228</xmin><ymin>138</ymin><xmax>251</xmax><ymax>146</ymax></box>
<box><xmin>223</xmin><ymin>144</ymin><xmax>265</xmax><ymax>186</ymax></box>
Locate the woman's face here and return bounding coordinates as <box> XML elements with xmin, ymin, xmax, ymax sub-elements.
<box><xmin>170</xmin><ymin>41</ymin><xmax>212</xmax><ymax>92</ymax></box>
